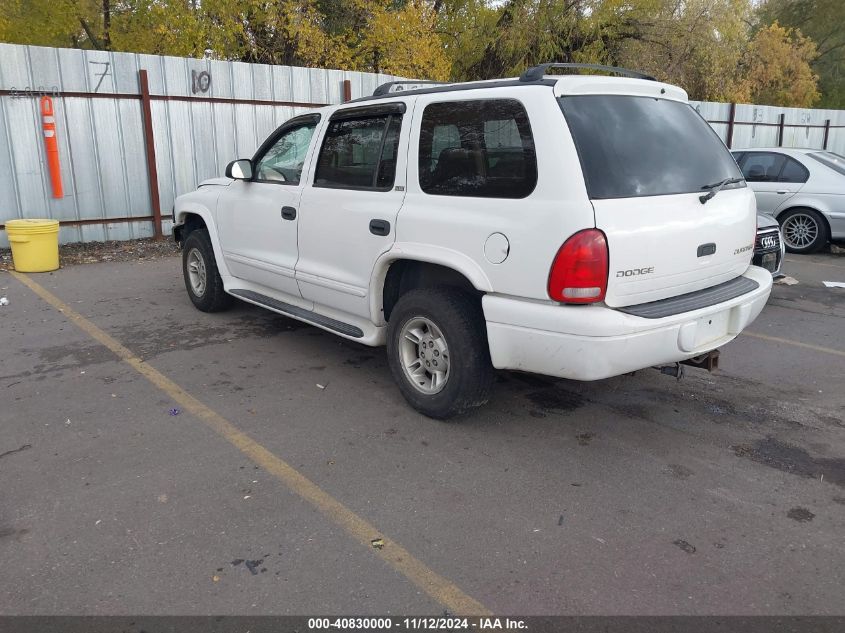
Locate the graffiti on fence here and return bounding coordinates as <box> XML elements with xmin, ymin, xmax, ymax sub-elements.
<box><xmin>89</xmin><ymin>61</ymin><xmax>111</xmax><ymax>92</ymax></box>
<box><xmin>192</xmin><ymin>70</ymin><xmax>212</xmax><ymax>94</ymax></box>
<box><xmin>8</xmin><ymin>86</ymin><xmax>61</xmax><ymax>98</ymax></box>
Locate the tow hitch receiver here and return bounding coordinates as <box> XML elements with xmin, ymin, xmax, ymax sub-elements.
<box><xmin>681</xmin><ymin>349</ymin><xmax>720</xmax><ymax>372</ymax></box>
<box><xmin>654</xmin><ymin>350</ymin><xmax>720</xmax><ymax>381</ymax></box>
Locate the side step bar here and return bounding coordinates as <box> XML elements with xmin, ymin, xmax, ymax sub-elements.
<box><xmin>229</xmin><ymin>289</ymin><xmax>364</xmax><ymax>338</ymax></box>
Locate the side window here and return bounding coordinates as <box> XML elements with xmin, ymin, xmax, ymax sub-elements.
<box><xmin>418</xmin><ymin>99</ymin><xmax>537</xmax><ymax>198</ymax></box>
<box><xmin>429</xmin><ymin>124</ymin><xmax>461</xmax><ymax>172</ymax></box>
<box><xmin>779</xmin><ymin>157</ymin><xmax>809</xmax><ymax>183</ymax></box>
<box><xmin>254</xmin><ymin>122</ymin><xmax>317</xmax><ymax>185</ymax></box>
<box><xmin>314</xmin><ymin>114</ymin><xmax>402</xmax><ymax>190</ymax></box>
<box><xmin>741</xmin><ymin>152</ymin><xmax>786</xmax><ymax>183</ymax></box>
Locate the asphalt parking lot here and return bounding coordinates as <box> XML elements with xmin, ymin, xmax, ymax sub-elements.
<box><xmin>1</xmin><ymin>251</ymin><xmax>844</xmax><ymax>616</ymax></box>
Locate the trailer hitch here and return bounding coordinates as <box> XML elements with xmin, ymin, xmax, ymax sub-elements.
<box><xmin>681</xmin><ymin>350</ymin><xmax>720</xmax><ymax>372</ymax></box>
<box><xmin>654</xmin><ymin>350</ymin><xmax>720</xmax><ymax>381</ymax></box>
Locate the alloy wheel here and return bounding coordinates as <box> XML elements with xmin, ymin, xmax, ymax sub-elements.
<box><xmin>398</xmin><ymin>316</ymin><xmax>450</xmax><ymax>394</ymax></box>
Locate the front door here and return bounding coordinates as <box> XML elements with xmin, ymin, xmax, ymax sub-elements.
<box><xmin>296</xmin><ymin>102</ymin><xmax>411</xmax><ymax>318</ymax></box>
<box><xmin>217</xmin><ymin>114</ymin><xmax>321</xmax><ymax>298</ymax></box>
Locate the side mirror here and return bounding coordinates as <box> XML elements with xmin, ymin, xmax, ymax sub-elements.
<box><xmin>225</xmin><ymin>159</ymin><xmax>253</xmax><ymax>180</ymax></box>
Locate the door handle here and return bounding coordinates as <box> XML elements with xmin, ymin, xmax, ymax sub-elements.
<box><xmin>776</xmin><ymin>190</ymin><xmax>792</xmax><ymax>194</ymax></box>
<box><xmin>281</xmin><ymin>206</ymin><xmax>297</xmax><ymax>220</ymax></box>
<box><xmin>369</xmin><ymin>219</ymin><xmax>390</xmax><ymax>236</ymax></box>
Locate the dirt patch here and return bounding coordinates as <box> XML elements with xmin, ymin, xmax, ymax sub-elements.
<box><xmin>786</xmin><ymin>507</ymin><xmax>815</xmax><ymax>522</ymax></box>
<box><xmin>732</xmin><ymin>436</ymin><xmax>845</xmax><ymax>487</ymax></box>
<box><xmin>526</xmin><ymin>388</ymin><xmax>586</xmax><ymax>416</ymax></box>
<box><xmin>0</xmin><ymin>238</ymin><xmax>179</xmax><ymax>271</ymax></box>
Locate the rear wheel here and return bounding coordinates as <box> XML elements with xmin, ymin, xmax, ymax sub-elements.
<box><xmin>387</xmin><ymin>287</ymin><xmax>493</xmax><ymax>420</ymax></box>
<box><xmin>780</xmin><ymin>208</ymin><xmax>829</xmax><ymax>254</ymax></box>
<box><xmin>182</xmin><ymin>229</ymin><xmax>233</xmax><ymax>312</ymax></box>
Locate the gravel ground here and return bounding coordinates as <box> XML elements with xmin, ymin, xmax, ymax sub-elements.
<box><xmin>0</xmin><ymin>238</ymin><xmax>180</xmax><ymax>271</ymax></box>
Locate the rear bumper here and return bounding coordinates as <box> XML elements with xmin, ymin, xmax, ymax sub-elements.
<box><xmin>483</xmin><ymin>266</ymin><xmax>772</xmax><ymax>381</ymax></box>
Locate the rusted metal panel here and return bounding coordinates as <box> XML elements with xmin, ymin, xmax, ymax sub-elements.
<box><xmin>139</xmin><ymin>70</ymin><xmax>162</xmax><ymax>240</ymax></box>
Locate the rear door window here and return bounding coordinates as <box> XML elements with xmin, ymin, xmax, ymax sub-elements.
<box><xmin>740</xmin><ymin>152</ymin><xmax>787</xmax><ymax>182</ymax></box>
<box><xmin>778</xmin><ymin>157</ymin><xmax>809</xmax><ymax>183</ymax></box>
<box><xmin>558</xmin><ymin>95</ymin><xmax>743</xmax><ymax>199</ymax></box>
<box><xmin>418</xmin><ymin>99</ymin><xmax>537</xmax><ymax>198</ymax></box>
<box><xmin>314</xmin><ymin>111</ymin><xmax>403</xmax><ymax>191</ymax></box>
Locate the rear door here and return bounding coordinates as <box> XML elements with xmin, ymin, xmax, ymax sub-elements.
<box><xmin>559</xmin><ymin>93</ymin><xmax>755</xmax><ymax>307</ymax></box>
<box><xmin>295</xmin><ymin>101</ymin><xmax>411</xmax><ymax>318</ymax></box>
<box><xmin>736</xmin><ymin>151</ymin><xmax>806</xmax><ymax>213</ymax></box>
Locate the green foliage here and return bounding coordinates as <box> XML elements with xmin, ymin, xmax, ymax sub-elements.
<box><xmin>757</xmin><ymin>0</ymin><xmax>845</xmax><ymax>107</ymax></box>
<box><xmin>735</xmin><ymin>22</ymin><xmax>820</xmax><ymax>107</ymax></box>
<box><xmin>0</xmin><ymin>0</ymin><xmax>838</xmax><ymax>105</ymax></box>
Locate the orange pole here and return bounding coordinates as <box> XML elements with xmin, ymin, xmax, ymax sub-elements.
<box><xmin>40</xmin><ymin>96</ymin><xmax>63</xmax><ymax>198</ymax></box>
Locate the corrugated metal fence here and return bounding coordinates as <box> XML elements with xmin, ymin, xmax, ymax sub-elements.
<box><xmin>0</xmin><ymin>43</ymin><xmax>401</xmax><ymax>246</ymax></box>
<box><xmin>691</xmin><ymin>100</ymin><xmax>845</xmax><ymax>155</ymax></box>
<box><xmin>1</xmin><ymin>43</ymin><xmax>844</xmax><ymax>247</ymax></box>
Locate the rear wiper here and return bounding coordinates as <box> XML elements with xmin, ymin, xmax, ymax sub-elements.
<box><xmin>699</xmin><ymin>177</ymin><xmax>744</xmax><ymax>204</ymax></box>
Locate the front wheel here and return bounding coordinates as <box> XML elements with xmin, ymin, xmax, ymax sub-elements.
<box><xmin>387</xmin><ymin>287</ymin><xmax>493</xmax><ymax>420</ymax></box>
<box><xmin>780</xmin><ymin>208</ymin><xmax>829</xmax><ymax>254</ymax></box>
<box><xmin>182</xmin><ymin>229</ymin><xmax>233</xmax><ymax>312</ymax></box>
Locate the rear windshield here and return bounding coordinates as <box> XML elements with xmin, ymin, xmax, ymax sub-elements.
<box><xmin>809</xmin><ymin>151</ymin><xmax>845</xmax><ymax>176</ymax></box>
<box><xmin>558</xmin><ymin>96</ymin><xmax>743</xmax><ymax>199</ymax></box>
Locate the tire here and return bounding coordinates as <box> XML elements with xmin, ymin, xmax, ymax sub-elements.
<box><xmin>182</xmin><ymin>229</ymin><xmax>233</xmax><ymax>312</ymax></box>
<box><xmin>386</xmin><ymin>287</ymin><xmax>493</xmax><ymax>420</ymax></box>
<box><xmin>779</xmin><ymin>208</ymin><xmax>829</xmax><ymax>254</ymax></box>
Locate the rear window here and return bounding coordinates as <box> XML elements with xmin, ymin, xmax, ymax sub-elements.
<box><xmin>809</xmin><ymin>151</ymin><xmax>845</xmax><ymax>176</ymax></box>
<box><xmin>558</xmin><ymin>96</ymin><xmax>743</xmax><ymax>199</ymax></box>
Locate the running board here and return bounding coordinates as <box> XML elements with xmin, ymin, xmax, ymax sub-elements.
<box><xmin>229</xmin><ymin>289</ymin><xmax>364</xmax><ymax>338</ymax></box>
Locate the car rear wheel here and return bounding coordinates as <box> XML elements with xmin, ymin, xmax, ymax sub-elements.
<box><xmin>387</xmin><ymin>287</ymin><xmax>493</xmax><ymax>420</ymax></box>
<box><xmin>780</xmin><ymin>208</ymin><xmax>829</xmax><ymax>254</ymax></box>
<box><xmin>182</xmin><ymin>229</ymin><xmax>233</xmax><ymax>312</ymax></box>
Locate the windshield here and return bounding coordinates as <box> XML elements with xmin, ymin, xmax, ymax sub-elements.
<box><xmin>558</xmin><ymin>95</ymin><xmax>743</xmax><ymax>199</ymax></box>
<box><xmin>809</xmin><ymin>151</ymin><xmax>845</xmax><ymax>177</ymax></box>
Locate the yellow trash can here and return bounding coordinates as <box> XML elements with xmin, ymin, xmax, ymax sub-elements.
<box><xmin>5</xmin><ymin>219</ymin><xmax>60</xmax><ymax>272</ymax></box>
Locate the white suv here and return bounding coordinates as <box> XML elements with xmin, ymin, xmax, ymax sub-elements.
<box><xmin>173</xmin><ymin>63</ymin><xmax>772</xmax><ymax>419</ymax></box>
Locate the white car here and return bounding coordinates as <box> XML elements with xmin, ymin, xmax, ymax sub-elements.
<box><xmin>173</xmin><ymin>63</ymin><xmax>772</xmax><ymax>419</ymax></box>
<box><xmin>732</xmin><ymin>148</ymin><xmax>845</xmax><ymax>253</ymax></box>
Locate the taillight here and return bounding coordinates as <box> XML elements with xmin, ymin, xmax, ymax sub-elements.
<box><xmin>548</xmin><ymin>229</ymin><xmax>608</xmax><ymax>304</ymax></box>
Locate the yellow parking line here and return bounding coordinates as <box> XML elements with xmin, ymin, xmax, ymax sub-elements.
<box><xmin>11</xmin><ymin>271</ymin><xmax>491</xmax><ymax>616</ymax></box>
<box><xmin>743</xmin><ymin>330</ymin><xmax>845</xmax><ymax>358</ymax></box>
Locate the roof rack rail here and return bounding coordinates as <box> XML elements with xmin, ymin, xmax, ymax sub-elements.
<box><xmin>372</xmin><ymin>80</ymin><xmax>449</xmax><ymax>97</ymax></box>
<box><xmin>519</xmin><ymin>63</ymin><xmax>656</xmax><ymax>82</ymax></box>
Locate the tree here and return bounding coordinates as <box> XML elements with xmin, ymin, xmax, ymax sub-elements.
<box><xmin>757</xmin><ymin>0</ymin><xmax>845</xmax><ymax>107</ymax></box>
<box><xmin>594</xmin><ymin>0</ymin><xmax>754</xmax><ymax>102</ymax></box>
<box><xmin>431</xmin><ymin>0</ymin><xmax>500</xmax><ymax>81</ymax></box>
<box><xmin>0</xmin><ymin>0</ymin><xmax>450</xmax><ymax>79</ymax></box>
<box><xmin>358</xmin><ymin>2</ymin><xmax>450</xmax><ymax>78</ymax></box>
<box><xmin>734</xmin><ymin>21</ymin><xmax>820</xmax><ymax>107</ymax></box>
<box><xmin>437</xmin><ymin>0</ymin><xmax>757</xmax><ymax>101</ymax></box>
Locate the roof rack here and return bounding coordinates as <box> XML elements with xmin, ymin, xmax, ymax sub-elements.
<box><xmin>519</xmin><ymin>63</ymin><xmax>656</xmax><ymax>82</ymax></box>
<box><xmin>372</xmin><ymin>80</ymin><xmax>449</xmax><ymax>97</ymax></box>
